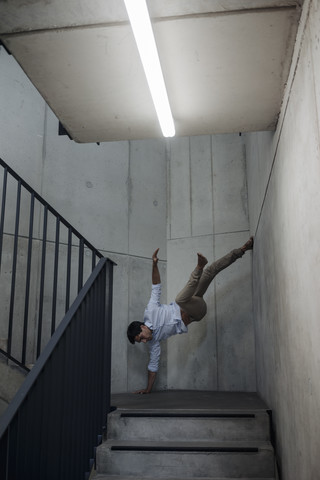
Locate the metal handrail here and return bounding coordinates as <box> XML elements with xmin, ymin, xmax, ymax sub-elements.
<box><xmin>0</xmin><ymin>257</ymin><xmax>114</xmax><ymax>479</ymax></box>
<box><xmin>0</xmin><ymin>157</ymin><xmax>104</xmax><ymax>368</ymax></box>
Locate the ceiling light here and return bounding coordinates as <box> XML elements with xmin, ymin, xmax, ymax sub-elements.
<box><xmin>124</xmin><ymin>0</ymin><xmax>175</xmax><ymax>137</ymax></box>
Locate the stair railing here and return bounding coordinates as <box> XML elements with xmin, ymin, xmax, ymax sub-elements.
<box><xmin>0</xmin><ymin>256</ymin><xmax>114</xmax><ymax>479</ymax></box>
<box><xmin>0</xmin><ymin>157</ymin><xmax>104</xmax><ymax>370</ymax></box>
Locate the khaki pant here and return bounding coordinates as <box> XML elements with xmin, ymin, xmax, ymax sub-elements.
<box><xmin>175</xmin><ymin>248</ymin><xmax>244</xmax><ymax>322</ymax></box>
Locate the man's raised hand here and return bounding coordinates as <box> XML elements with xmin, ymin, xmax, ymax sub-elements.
<box><xmin>152</xmin><ymin>248</ymin><xmax>159</xmax><ymax>264</ymax></box>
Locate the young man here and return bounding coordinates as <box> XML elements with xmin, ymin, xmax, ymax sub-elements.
<box><xmin>127</xmin><ymin>237</ymin><xmax>254</xmax><ymax>394</ymax></box>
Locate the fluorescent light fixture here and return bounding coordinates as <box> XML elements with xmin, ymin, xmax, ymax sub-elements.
<box><xmin>124</xmin><ymin>0</ymin><xmax>175</xmax><ymax>137</ymax></box>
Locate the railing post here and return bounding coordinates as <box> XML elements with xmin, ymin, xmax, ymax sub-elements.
<box><xmin>0</xmin><ymin>166</ymin><xmax>7</xmax><ymax>274</ymax></box>
<box><xmin>92</xmin><ymin>250</ymin><xmax>96</xmax><ymax>271</ymax></box>
<box><xmin>78</xmin><ymin>238</ymin><xmax>84</xmax><ymax>293</ymax></box>
<box><xmin>51</xmin><ymin>216</ymin><xmax>60</xmax><ymax>335</ymax></box>
<box><xmin>22</xmin><ymin>192</ymin><xmax>35</xmax><ymax>365</ymax></box>
<box><xmin>65</xmin><ymin>227</ymin><xmax>72</xmax><ymax>313</ymax></box>
<box><xmin>8</xmin><ymin>180</ymin><xmax>21</xmax><ymax>358</ymax></box>
<box><xmin>37</xmin><ymin>205</ymin><xmax>48</xmax><ymax>358</ymax></box>
<box><xmin>104</xmin><ymin>259</ymin><xmax>114</xmax><ymax>420</ymax></box>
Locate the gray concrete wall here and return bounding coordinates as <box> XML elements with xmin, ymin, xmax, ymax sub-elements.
<box><xmin>1</xmin><ymin>44</ymin><xmax>255</xmax><ymax>396</ymax></box>
<box><xmin>166</xmin><ymin>135</ymin><xmax>255</xmax><ymax>391</ymax></box>
<box><xmin>0</xmin><ymin>46</ymin><xmax>168</xmax><ymax>393</ymax></box>
<box><xmin>244</xmin><ymin>1</ymin><xmax>320</xmax><ymax>478</ymax></box>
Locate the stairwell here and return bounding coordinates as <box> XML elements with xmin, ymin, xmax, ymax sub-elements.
<box><xmin>92</xmin><ymin>391</ymin><xmax>276</xmax><ymax>480</ymax></box>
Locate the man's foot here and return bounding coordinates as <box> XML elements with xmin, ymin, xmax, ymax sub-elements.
<box><xmin>241</xmin><ymin>236</ymin><xmax>254</xmax><ymax>252</ymax></box>
<box><xmin>197</xmin><ymin>253</ymin><xmax>208</xmax><ymax>270</ymax></box>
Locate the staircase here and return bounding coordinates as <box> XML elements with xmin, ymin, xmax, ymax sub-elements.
<box><xmin>92</xmin><ymin>391</ymin><xmax>276</xmax><ymax>480</ymax></box>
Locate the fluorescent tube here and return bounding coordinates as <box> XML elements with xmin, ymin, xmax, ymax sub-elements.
<box><xmin>124</xmin><ymin>0</ymin><xmax>175</xmax><ymax>137</ymax></box>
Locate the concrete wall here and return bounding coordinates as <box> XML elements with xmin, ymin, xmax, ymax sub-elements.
<box><xmin>166</xmin><ymin>135</ymin><xmax>255</xmax><ymax>391</ymax></box>
<box><xmin>244</xmin><ymin>1</ymin><xmax>320</xmax><ymax>478</ymax></box>
<box><xmin>0</xmin><ymin>46</ymin><xmax>168</xmax><ymax>393</ymax></box>
<box><xmin>0</xmin><ymin>44</ymin><xmax>255</xmax><ymax>396</ymax></box>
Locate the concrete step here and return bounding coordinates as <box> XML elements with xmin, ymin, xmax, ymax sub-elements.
<box><xmin>107</xmin><ymin>409</ymin><xmax>270</xmax><ymax>442</ymax></box>
<box><xmin>96</xmin><ymin>440</ymin><xmax>275</xmax><ymax>478</ymax></box>
<box><xmin>92</xmin><ymin>476</ymin><xmax>276</xmax><ymax>480</ymax></box>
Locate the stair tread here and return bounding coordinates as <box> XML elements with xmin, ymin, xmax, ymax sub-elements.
<box><xmin>102</xmin><ymin>439</ymin><xmax>273</xmax><ymax>450</ymax></box>
<box><xmin>107</xmin><ymin>409</ymin><xmax>270</xmax><ymax>443</ymax></box>
<box><xmin>97</xmin><ymin>440</ymin><xmax>275</xmax><ymax>477</ymax></box>
<box><xmin>113</xmin><ymin>408</ymin><xmax>269</xmax><ymax>414</ymax></box>
<box><xmin>92</xmin><ymin>475</ymin><xmax>276</xmax><ymax>480</ymax></box>
<box><xmin>111</xmin><ymin>391</ymin><xmax>269</xmax><ymax>412</ymax></box>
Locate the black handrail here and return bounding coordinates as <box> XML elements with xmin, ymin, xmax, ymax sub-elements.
<box><xmin>0</xmin><ymin>257</ymin><xmax>114</xmax><ymax>479</ymax></box>
<box><xmin>0</xmin><ymin>157</ymin><xmax>104</xmax><ymax>368</ymax></box>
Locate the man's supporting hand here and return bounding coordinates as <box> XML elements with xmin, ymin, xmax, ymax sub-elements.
<box><xmin>134</xmin><ymin>388</ymin><xmax>150</xmax><ymax>395</ymax></box>
<box><xmin>134</xmin><ymin>370</ymin><xmax>157</xmax><ymax>394</ymax></box>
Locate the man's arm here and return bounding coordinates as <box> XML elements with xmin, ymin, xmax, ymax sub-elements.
<box><xmin>133</xmin><ymin>249</ymin><xmax>160</xmax><ymax>395</ymax></box>
<box><xmin>134</xmin><ymin>370</ymin><xmax>157</xmax><ymax>394</ymax></box>
<box><xmin>134</xmin><ymin>341</ymin><xmax>160</xmax><ymax>394</ymax></box>
<box><xmin>152</xmin><ymin>248</ymin><xmax>161</xmax><ymax>285</ymax></box>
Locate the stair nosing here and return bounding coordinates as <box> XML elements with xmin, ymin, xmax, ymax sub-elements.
<box><xmin>102</xmin><ymin>439</ymin><xmax>273</xmax><ymax>449</ymax></box>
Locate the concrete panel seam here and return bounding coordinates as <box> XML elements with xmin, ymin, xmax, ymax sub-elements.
<box><xmin>166</xmin><ymin>139</ymin><xmax>171</xmax><ymax>241</ymax></box>
<box><xmin>40</xmin><ymin>102</ymin><xmax>47</xmax><ymax>209</ymax></box>
<box><xmin>127</xmin><ymin>140</ymin><xmax>132</xmax><ymax>256</ymax></box>
<box><xmin>189</xmin><ymin>136</ymin><xmax>193</xmax><ymax>237</ymax></box>
<box><xmin>210</xmin><ymin>135</ymin><xmax>219</xmax><ymax>389</ymax></box>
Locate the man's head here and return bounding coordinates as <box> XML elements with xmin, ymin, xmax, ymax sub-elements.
<box><xmin>127</xmin><ymin>321</ymin><xmax>153</xmax><ymax>344</ymax></box>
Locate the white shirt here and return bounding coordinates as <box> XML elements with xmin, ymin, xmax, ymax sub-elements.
<box><xmin>144</xmin><ymin>283</ymin><xmax>188</xmax><ymax>372</ymax></box>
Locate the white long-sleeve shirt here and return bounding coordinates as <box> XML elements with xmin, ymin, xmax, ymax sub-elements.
<box><xmin>144</xmin><ymin>283</ymin><xmax>188</xmax><ymax>372</ymax></box>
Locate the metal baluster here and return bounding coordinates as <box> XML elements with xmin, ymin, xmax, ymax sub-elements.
<box><xmin>22</xmin><ymin>193</ymin><xmax>35</xmax><ymax>365</ymax></box>
<box><xmin>37</xmin><ymin>205</ymin><xmax>48</xmax><ymax>358</ymax></box>
<box><xmin>105</xmin><ymin>261</ymin><xmax>114</xmax><ymax>418</ymax></box>
<box><xmin>94</xmin><ymin>270</ymin><xmax>103</xmax><ymax>435</ymax></box>
<box><xmin>51</xmin><ymin>217</ymin><xmax>60</xmax><ymax>335</ymax></box>
<box><xmin>65</xmin><ymin>227</ymin><xmax>72</xmax><ymax>313</ymax></box>
<box><xmin>92</xmin><ymin>250</ymin><xmax>96</xmax><ymax>272</ymax></box>
<box><xmin>0</xmin><ymin>167</ymin><xmax>8</xmax><ymax>274</ymax></box>
<box><xmin>8</xmin><ymin>181</ymin><xmax>21</xmax><ymax>359</ymax></box>
<box><xmin>78</xmin><ymin>237</ymin><xmax>84</xmax><ymax>293</ymax></box>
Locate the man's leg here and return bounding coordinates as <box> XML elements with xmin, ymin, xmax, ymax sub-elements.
<box><xmin>175</xmin><ymin>253</ymin><xmax>209</xmax><ymax>322</ymax></box>
<box><xmin>195</xmin><ymin>237</ymin><xmax>254</xmax><ymax>298</ymax></box>
<box><xmin>175</xmin><ymin>237</ymin><xmax>253</xmax><ymax>323</ymax></box>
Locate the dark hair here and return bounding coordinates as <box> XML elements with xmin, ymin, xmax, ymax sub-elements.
<box><xmin>127</xmin><ymin>321</ymin><xmax>144</xmax><ymax>344</ymax></box>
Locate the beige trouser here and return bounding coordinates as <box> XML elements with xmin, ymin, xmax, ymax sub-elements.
<box><xmin>175</xmin><ymin>248</ymin><xmax>244</xmax><ymax>322</ymax></box>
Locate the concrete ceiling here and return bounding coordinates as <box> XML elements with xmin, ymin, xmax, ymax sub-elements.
<box><xmin>0</xmin><ymin>0</ymin><xmax>302</xmax><ymax>143</ymax></box>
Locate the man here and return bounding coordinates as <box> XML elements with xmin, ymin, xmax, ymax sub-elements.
<box><xmin>127</xmin><ymin>237</ymin><xmax>254</xmax><ymax>394</ymax></box>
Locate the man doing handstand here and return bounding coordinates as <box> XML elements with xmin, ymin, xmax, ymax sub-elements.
<box><xmin>127</xmin><ymin>237</ymin><xmax>253</xmax><ymax>394</ymax></box>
